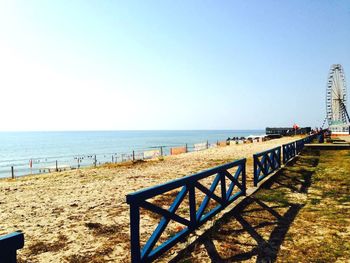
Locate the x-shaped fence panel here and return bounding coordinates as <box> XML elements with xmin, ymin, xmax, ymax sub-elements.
<box><xmin>126</xmin><ymin>159</ymin><xmax>246</xmax><ymax>262</ymax></box>
<box><xmin>282</xmin><ymin>142</ymin><xmax>296</xmax><ymax>164</ymax></box>
<box><xmin>253</xmin><ymin>147</ymin><xmax>281</xmax><ymax>186</ymax></box>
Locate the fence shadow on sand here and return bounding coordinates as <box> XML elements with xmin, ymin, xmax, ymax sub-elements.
<box><xmin>171</xmin><ymin>149</ymin><xmax>320</xmax><ymax>263</ymax></box>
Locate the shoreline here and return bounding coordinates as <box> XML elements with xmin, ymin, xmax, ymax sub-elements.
<box><xmin>0</xmin><ymin>136</ymin><xmax>298</xmax><ymax>262</ymax></box>
<box><xmin>0</xmin><ymin>130</ymin><xmax>265</xmax><ymax>179</ymax></box>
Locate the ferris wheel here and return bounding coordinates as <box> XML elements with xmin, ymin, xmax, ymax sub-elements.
<box><xmin>326</xmin><ymin>64</ymin><xmax>350</xmax><ymax>128</ymax></box>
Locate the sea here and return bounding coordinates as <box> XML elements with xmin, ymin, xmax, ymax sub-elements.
<box><xmin>0</xmin><ymin>130</ymin><xmax>264</xmax><ymax>178</ymax></box>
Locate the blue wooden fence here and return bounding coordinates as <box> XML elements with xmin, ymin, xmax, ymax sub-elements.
<box><xmin>126</xmin><ymin>159</ymin><xmax>246</xmax><ymax>262</ymax></box>
<box><xmin>0</xmin><ymin>231</ymin><xmax>24</xmax><ymax>263</ymax></box>
<box><xmin>282</xmin><ymin>142</ymin><xmax>296</xmax><ymax>164</ymax></box>
<box><xmin>253</xmin><ymin>146</ymin><xmax>281</xmax><ymax>186</ymax></box>
<box><xmin>126</xmin><ymin>133</ymin><xmax>321</xmax><ymax>262</ymax></box>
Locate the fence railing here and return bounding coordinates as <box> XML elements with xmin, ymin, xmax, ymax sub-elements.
<box><xmin>126</xmin><ymin>133</ymin><xmax>321</xmax><ymax>262</ymax></box>
<box><xmin>0</xmin><ymin>231</ymin><xmax>24</xmax><ymax>263</ymax></box>
<box><xmin>126</xmin><ymin>159</ymin><xmax>246</xmax><ymax>262</ymax></box>
<box><xmin>282</xmin><ymin>142</ymin><xmax>296</xmax><ymax>164</ymax></box>
<box><xmin>253</xmin><ymin>146</ymin><xmax>281</xmax><ymax>186</ymax></box>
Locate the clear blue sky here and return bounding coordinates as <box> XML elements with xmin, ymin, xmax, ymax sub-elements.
<box><xmin>0</xmin><ymin>1</ymin><xmax>349</xmax><ymax>131</ymax></box>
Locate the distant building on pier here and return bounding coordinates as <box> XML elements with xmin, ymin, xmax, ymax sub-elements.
<box><xmin>265</xmin><ymin>127</ymin><xmax>311</xmax><ymax>136</ymax></box>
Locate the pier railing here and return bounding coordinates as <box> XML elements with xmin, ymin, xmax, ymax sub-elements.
<box><xmin>0</xmin><ymin>231</ymin><xmax>24</xmax><ymax>263</ymax></box>
<box><xmin>253</xmin><ymin>146</ymin><xmax>281</xmax><ymax>186</ymax></box>
<box><xmin>126</xmin><ymin>159</ymin><xmax>246</xmax><ymax>263</ymax></box>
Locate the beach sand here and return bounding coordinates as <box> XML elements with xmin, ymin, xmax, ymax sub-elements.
<box><xmin>0</xmin><ymin>136</ymin><xmax>298</xmax><ymax>262</ymax></box>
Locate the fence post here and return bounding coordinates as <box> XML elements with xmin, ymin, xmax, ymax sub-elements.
<box><xmin>94</xmin><ymin>155</ymin><xmax>97</xmax><ymax>167</ymax></box>
<box><xmin>220</xmin><ymin>171</ymin><xmax>226</xmax><ymax>202</ymax></box>
<box><xmin>55</xmin><ymin>160</ymin><xmax>58</xmax><ymax>172</ymax></box>
<box><xmin>185</xmin><ymin>143</ymin><xmax>188</xmax><ymax>153</ymax></box>
<box><xmin>0</xmin><ymin>231</ymin><xmax>25</xmax><ymax>263</ymax></box>
<box><xmin>277</xmin><ymin>147</ymin><xmax>281</xmax><ymax>168</ymax></box>
<box><xmin>112</xmin><ymin>155</ymin><xmax>114</xmax><ymax>163</ymax></box>
<box><xmin>263</xmin><ymin>154</ymin><xmax>267</xmax><ymax>175</ymax></box>
<box><xmin>206</xmin><ymin>140</ymin><xmax>209</xmax><ymax>149</ymax></box>
<box><xmin>242</xmin><ymin>159</ymin><xmax>246</xmax><ymax>195</ymax></box>
<box><xmin>160</xmin><ymin>146</ymin><xmax>163</xmax><ymax>157</ymax></box>
<box><xmin>253</xmin><ymin>155</ymin><xmax>258</xmax><ymax>187</ymax></box>
<box><xmin>188</xmin><ymin>183</ymin><xmax>196</xmax><ymax>230</ymax></box>
<box><xmin>11</xmin><ymin>166</ymin><xmax>14</xmax><ymax>179</ymax></box>
<box><xmin>296</xmin><ymin>141</ymin><xmax>298</xmax><ymax>155</ymax></box>
<box><xmin>129</xmin><ymin>203</ymin><xmax>141</xmax><ymax>263</ymax></box>
<box><xmin>133</xmin><ymin>151</ymin><xmax>135</xmax><ymax>162</ymax></box>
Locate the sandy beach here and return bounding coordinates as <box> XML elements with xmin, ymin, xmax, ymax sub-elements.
<box><xmin>0</xmin><ymin>137</ymin><xmax>297</xmax><ymax>262</ymax></box>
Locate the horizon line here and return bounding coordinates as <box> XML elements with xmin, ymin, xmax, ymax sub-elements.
<box><xmin>0</xmin><ymin>128</ymin><xmax>266</xmax><ymax>133</ymax></box>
